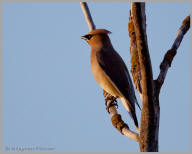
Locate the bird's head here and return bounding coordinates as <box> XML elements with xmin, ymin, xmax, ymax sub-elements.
<box><xmin>81</xmin><ymin>29</ymin><xmax>112</xmax><ymax>48</ymax></box>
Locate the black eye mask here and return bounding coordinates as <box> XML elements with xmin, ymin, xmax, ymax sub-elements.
<box><xmin>81</xmin><ymin>34</ymin><xmax>93</xmax><ymax>40</ymax></box>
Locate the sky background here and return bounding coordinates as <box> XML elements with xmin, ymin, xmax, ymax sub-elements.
<box><xmin>2</xmin><ymin>2</ymin><xmax>190</xmax><ymax>152</ymax></box>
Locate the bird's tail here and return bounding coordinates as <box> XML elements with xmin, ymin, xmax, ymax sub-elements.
<box><xmin>128</xmin><ymin>108</ymin><xmax>139</xmax><ymax>131</ymax></box>
<box><xmin>120</xmin><ymin>97</ymin><xmax>139</xmax><ymax>131</ymax></box>
<box><xmin>135</xmin><ymin>97</ymin><xmax>141</xmax><ymax>110</ymax></box>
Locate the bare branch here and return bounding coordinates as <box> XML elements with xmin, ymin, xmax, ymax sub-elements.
<box><xmin>172</xmin><ymin>16</ymin><xmax>190</xmax><ymax>50</ymax></box>
<box><xmin>131</xmin><ymin>2</ymin><xmax>154</xmax><ymax>97</ymax></box>
<box><xmin>122</xmin><ymin>128</ymin><xmax>140</xmax><ymax>142</ymax></box>
<box><xmin>80</xmin><ymin>2</ymin><xmax>96</xmax><ymax>31</ymax></box>
<box><xmin>103</xmin><ymin>90</ymin><xmax>140</xmax><ymax>142</ymax></box>
<box><xmin>131</xmin><ymin>2</ymin><xmax>157</xmax><ymax>152</ymax></box>
<box><xmin>155</xmin><ymin>16</ymin><xmax>190</xmax><ymax>94</ymax></box>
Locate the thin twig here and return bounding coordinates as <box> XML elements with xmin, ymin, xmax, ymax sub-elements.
<box><xmin>155</xmin><ymin>16</ymin><xmax>190</xmax><ymax>94</ymax></box>
<box><xmin>80</xmin><ymin>2</ymin><xmax>96</xmax><ymax>31</ymax></box>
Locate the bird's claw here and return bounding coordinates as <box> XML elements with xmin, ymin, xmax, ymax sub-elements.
<box><xmin>103</xmin><ymin>90</ymin><xmax>118</xmax><ymax>113</ymax></box>
<box><xmin>105</xmin><ymin>97</ymin><xmax>118</xmax><ymax>113</ymax></box>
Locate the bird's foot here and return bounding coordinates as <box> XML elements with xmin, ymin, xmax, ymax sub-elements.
<box><xmin>103</xmin><ymin>90</ymin><xmax>118</xmax><ymax>113</ymax></box>
<box><xmin>105</xmin><ymin>96</ymin><xmax>118</xmax><ymax>113</ymax></box>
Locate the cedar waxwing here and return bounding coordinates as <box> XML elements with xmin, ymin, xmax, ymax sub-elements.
<box><xmin>82</xmin><ymin>29</ymin><xmax>140</xmax><ymax>130</ymax></box>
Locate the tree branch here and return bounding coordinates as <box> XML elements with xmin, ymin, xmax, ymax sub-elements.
<box><xmin>80</xmin><ymin>2</ymin><xmax>96</xmax><ymax>31</ymax></box>
<box><xmin>155</xmin><ymin>16</ymin><xmax>190</xmax><ymax>95</ymax></box>
<box><xmin>103</xmin><ymin>90</ymin><xmax>140</xmax><ymax>142</ymax></box>
<box><xmin>131</xmin><ymin>2</ymin><xmax>157</xmax><ymax>151</ymax></box>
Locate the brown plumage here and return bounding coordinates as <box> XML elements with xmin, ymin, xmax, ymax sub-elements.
<box><xmin>82</xmin><ymin>29</ymin><xmax>140</xmax><ymax>130</ymax></box>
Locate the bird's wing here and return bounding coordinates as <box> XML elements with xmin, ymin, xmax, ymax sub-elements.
<box><xmin>96</xmin><ymin>48</ymin><xmax>140</xmax><ymax>110</ymax></box>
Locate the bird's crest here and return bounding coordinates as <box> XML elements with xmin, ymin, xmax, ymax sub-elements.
<box><xmin>88</xmin><ymin>29</ymin><xmax>111</xmax><ymax>35</ymax></box>
<box><xmin>81</xmin><ymin>29</ymin><xmax>111</xmax><ymax>41</ymax></box>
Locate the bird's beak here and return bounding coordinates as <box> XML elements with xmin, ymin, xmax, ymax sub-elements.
<box><xmin>81</xmin><ymin>35</ymin><xmax>86</xmax><ymax>40</ymax></box>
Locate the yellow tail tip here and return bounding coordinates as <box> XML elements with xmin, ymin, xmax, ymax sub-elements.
<box><xmin>136</xmin><ymin>126</ymin><xmax>139</xmax><ymax>132</ymax></box>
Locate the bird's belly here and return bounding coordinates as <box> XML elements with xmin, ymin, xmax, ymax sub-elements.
<box><xmin>96</xmin><ymin>73</ymin><xmax>119</xmax><ymax>97</ymax></box>
<box><xmin>91</xmin><ymin>62</ymin><xmax>120</xmax><ymax>97</ymax></box>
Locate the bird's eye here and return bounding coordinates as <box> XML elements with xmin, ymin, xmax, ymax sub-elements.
<box><xmin>85</xmin><ymin>34</ymin><xmax>92</xmax><ymax>40</ymax></box>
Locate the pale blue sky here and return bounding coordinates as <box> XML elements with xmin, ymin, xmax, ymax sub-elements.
<box><xmin>2</xmin><ymin>2</ymin><xmax>190</xmax><ymax>152</ymax></box>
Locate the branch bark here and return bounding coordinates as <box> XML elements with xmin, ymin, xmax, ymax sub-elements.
<box><xmin>128</xmin><ymin>11</ymin><xmax>142</xmax><ymax>100</ymax></box>
<box><xmin>130</xmin><ymin>2</ymin><xmax>157</xmax><ymax>152</ymax></box>
<box><xmin>155</xmin><ymin>16</ymin><xmax>190</xmax><ymax>95</ymax></box>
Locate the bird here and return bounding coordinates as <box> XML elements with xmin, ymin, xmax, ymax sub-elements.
<box><xmin>81</xmin><ymin>29</ymin><xmax>140</xmax><ymax>130</ymax></box>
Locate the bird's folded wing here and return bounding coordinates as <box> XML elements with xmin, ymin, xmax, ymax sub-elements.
<box><xmin>96</xmin><ymin>48</ymin><xmax>140</xmax><ymax>110</ymax></box>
